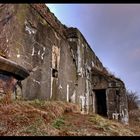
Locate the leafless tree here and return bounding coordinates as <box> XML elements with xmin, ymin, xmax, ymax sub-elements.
<box><xmin>126</xmin><ymin>90</ymin><xmax>139</xmax><ymax>111</ymax></box>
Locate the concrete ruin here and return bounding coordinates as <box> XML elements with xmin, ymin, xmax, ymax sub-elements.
<box><xmin>0</xmin><ymin>4</ymin><xmax>129</xmax><ymax>124</ymax></box>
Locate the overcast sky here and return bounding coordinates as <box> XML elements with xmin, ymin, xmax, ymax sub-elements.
<box><xmin>47</xmin><ymin>4</ymin><xmax>140</xmax><ymax>96</ymax></box>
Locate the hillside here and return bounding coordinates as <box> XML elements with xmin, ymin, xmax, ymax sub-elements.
<box><xmin>0</xmin><ymin>99</ymin><xmax>139</xmax><ymax>136</ymax></box>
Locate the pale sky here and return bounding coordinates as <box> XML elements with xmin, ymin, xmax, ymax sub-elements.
<box><xmin>47</xmin><ymin>4</ymin><xmax>140</xmax><ymax>96</ymax></box>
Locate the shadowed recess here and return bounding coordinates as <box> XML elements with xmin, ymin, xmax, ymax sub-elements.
<box><xmin>0</xmin><ymin>56</ymin><xmax>30</xmax><ymax>80</ymax></box>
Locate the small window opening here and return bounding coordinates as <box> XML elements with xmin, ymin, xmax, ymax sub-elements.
<box><xmin>73</xmin><ymin>58</ymin><xmax>76</xmax><ymax>63</ymax></box>
<box><xmin>52</xmin><ymin>68</ymin><xmax>58</xmax><ymax>78</ymax></box>
<box><xmin>116</xmin><ymin>90</ymin><xmax>120</xmax><ymax>96</ymax></box>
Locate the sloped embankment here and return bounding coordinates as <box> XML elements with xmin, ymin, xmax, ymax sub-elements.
<box><xmin>0</xmin><ymin>99</ymin><xmax>138</xmax><ymax>136</ymax></box>
<box><xmin>0</xmin><ymin>99</ymin><xmax>79</xmax><ymax>136</ymax></box>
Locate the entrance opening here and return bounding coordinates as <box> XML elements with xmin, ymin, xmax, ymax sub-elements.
<box><xmin>94</xmin><ymin>89</ymin><xmax>107</xmax><ymax>117</ymax></box>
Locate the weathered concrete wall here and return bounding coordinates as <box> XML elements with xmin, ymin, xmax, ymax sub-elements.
<box><xmin>66</xmin><ymin>28</ymin><xmax>107</xmax><ymax>113</ymax></box>
<box><xmin>106</xmin><ymin>79</ymin><xmax>128</xmax><ymax>124</ymax></box>
<box><xmin>0</xmin><ymin>4</ymin><xmax>77</xmax><ymax>101</ymax></box>
<box><xmin>0</xmin><ymin>4</ymin><xmax>129</xmax><ymax>124</ymax></box>
<box><xmin>66</xmin><ymin>27</ymin><xmax>129</xmax><ymax>124</ymax></box>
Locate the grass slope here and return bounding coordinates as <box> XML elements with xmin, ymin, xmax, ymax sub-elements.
<box><xmin>0</xmin><ymin>99</ymin><xmax>139</xmax><ymax>136</ymax></box>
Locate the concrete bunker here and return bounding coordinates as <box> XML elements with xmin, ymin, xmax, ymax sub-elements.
<box><xmin>94</xmin><ymin>89</ymin><xmax>107</xmax><ymax>117</ymax></box>
<box><xmin>0</xmin><ymin>4</ymin><xmax>129</xmax><ymax>124</ymax></box>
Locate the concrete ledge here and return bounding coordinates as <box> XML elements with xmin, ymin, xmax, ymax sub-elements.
<box><xmin>0</xmin><ymin>56</ymin><xmax>30</xmax><ymax>80</ymax></box>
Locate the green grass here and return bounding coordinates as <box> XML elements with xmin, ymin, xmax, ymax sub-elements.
<box><xmin>52</xmin><ymin>117</ymin><xmax>65</xmax><ymax>129</ymax></box>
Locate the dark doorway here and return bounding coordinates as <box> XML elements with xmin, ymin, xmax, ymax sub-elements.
<box><xmin>94</xmin><ymin>89</ymin><xmax>107</xmax><ymax>117</ymax></box>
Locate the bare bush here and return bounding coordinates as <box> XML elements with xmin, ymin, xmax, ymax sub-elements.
<box><xmin>126</xmin><ymin>90</ymin><xmax>139</xmax><ymax>111</ymax></box>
